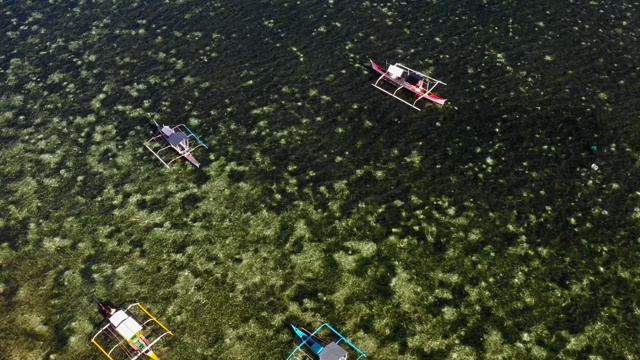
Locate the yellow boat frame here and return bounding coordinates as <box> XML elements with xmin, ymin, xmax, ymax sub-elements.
<box><xmin>91</xmin><ymin>303</ymin><xmax>173</xmax><ymax>360</ymax></box>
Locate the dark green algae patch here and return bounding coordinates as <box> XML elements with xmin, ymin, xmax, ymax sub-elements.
<box><xmin>2</xmin><ymin>1</ymin><xmax>640</xmax><ymax>359</ymax></box>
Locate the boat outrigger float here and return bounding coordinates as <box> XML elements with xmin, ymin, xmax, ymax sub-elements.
<box><xmin>91</xmin><ymin>303</ymin><xmax>173</xmax><ymax>360</ymax></box>
<box><xmin>371</xmin><ymin>59</ymin><xmax>447</xmax><ymax>110</ymax></box>
<box><xmin>286</xmin><ymin>322</ymin><xmax>366</xmax><ymax>360</ymax></box>
<box><xmin>145</xmin><ymin>121</ymin><xmax>208</xmax><ymax>168</ymax></box>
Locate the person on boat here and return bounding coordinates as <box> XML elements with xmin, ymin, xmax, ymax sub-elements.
<box><xmin>98</xmin><ymin>303</ymin><xmax>117</xmax><ymax>317</ymax></box>
<box><xmin>416</xmin><ymin>78</ymin><xmax>429</xmax><ymax>94</ymax></box>
<box><xmin>584</xmin><ymin>145</ymin><xmax>601</xmax><ymax>171</ymax></box>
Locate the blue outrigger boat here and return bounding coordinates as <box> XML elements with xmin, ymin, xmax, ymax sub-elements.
<box><xmin>286</xmin><ymin>323</ymin><xmax>366</xmax><ymax>360</ymax></box>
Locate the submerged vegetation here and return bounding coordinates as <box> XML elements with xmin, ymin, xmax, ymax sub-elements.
<box><xmin>2</xmin><ymin>1</ymin><xmax>640</xmax><ymax>359</ymax></box>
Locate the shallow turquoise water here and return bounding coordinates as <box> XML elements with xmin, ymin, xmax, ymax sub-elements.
<box><xmin>1</xmin><ymin>1</ymin><xmax>640</xmax><ymax>359</ymax></box>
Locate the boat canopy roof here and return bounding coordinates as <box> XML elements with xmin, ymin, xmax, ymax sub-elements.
<box><xmin>167</xmin><ymin>132</ymin><xmax>188</xmax><ymax>147</ymax></box>
<box><xmin>405</xmin><ymin>72</ymin><xmax>422</xmax><ymax>86</ymax></box>
<box><xmin>319</xmin><ymin>342</ymin><xmax>348</xmax><ymax>360</ymax></box>
<box><xmin>108</xmin><ymin>310</ymin><xmax>129</xmax><ymax>327</ymax></box>
<box><xmin>114</xmin><ymin>317</ymin><xmax>142</xmax><ymax>339</ymax></box>
<box><xmin>387</xmin><ymin>64</ymin><xmax>404</xmax><ymax>78</ymax></box>
<box><xmin>108</xmin><ymin>310</ymin><xmax>143</xmax><ymax>339</ymax></box>
<box><xmin>161</xmin><ymin>126</ymin><xmax>174</xmax><ymax>137</ymax></box>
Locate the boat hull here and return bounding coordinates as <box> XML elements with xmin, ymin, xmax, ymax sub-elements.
<box><xmin>184</xmin><ymin>153</ymin><xmax>201</xmax><ymax>168</ymax></box>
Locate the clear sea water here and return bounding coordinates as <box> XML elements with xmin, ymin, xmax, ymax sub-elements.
<box><xmin>1</xmin><ymin>1</ymin><xmax>640</xmax><ymax>359</ymax></box>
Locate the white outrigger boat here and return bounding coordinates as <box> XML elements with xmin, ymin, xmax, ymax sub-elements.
<box><xmin>370</xmin><ymin>60</ymin><xmax>447</xmax><ymax>110</ymax></box>
<box><xmin>91</xmin><ymin>302</ymin><xmax>173</xmax><ymax>360</ymax></box>
<box><xmin>145</xmin><ymin>121</ymin><xmax>208</xmax><ymax>168</ymax></box>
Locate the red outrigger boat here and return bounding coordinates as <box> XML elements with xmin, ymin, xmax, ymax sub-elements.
<box><xmin>370</xmin><ymin>60</ymin><xmax>447</xmax><ymax>110</ymax></box>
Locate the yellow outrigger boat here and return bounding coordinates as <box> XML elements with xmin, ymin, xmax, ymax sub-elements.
<box><xmin>91</xmin><ymin>303</ymin><xmax>173</xmax><ymax>360</ymax></box>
